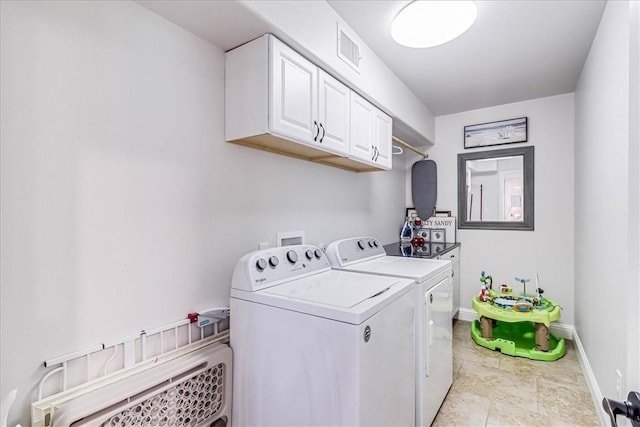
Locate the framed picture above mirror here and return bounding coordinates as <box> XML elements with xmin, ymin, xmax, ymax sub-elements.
<box><xmin>464</xmin><ymin>117</ymin><xmax>528</xmax><ymax>149</ymax></box>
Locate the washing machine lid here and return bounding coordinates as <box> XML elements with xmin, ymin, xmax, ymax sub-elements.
<box><xmin>337</xmin><ymin>256</ymin><xmax>450</xmax><ymax>283</ymax></box>
<box><xmin>264</xmin><ymin>271</ymin><xmax>394</xmax><ymax>307</ymax></box>
<box><xmin>231</xmin><ymin>270</ymin><xmax>413</xmax><ymax>324</ymax></box>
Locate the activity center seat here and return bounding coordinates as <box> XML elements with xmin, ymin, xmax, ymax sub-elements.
<box><xmin>471</xmin><ymin>273</ymin><xmax>565</xmax><ymax>361</ymax></box>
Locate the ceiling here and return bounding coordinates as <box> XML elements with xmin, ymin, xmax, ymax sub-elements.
<box><xmin>136</xmin><ymin>1</ymin><xmax>270</xmax><ymax>52</ymax></box>
<box><xmin>138</xmin><ymin>0</ymin><xmax>606</xmax><ymax>116</ymax></box>
<box><xmin>328</xmin><ymin>0</ymin><xmax>606</xmax><ymax>115</ymax></box>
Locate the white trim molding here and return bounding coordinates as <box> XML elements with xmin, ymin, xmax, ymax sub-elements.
<box><xmin>456</xmin><ymin>307</ymin><xmax>478</xmax><ymax>323</ymax></box>
<box><xmin>573</xmin><ymin>330</ymin><xmax>608</xmax><ymax>426</ymax></box>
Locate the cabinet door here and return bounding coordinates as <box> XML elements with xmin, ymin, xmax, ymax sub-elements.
<box><xmin>317</xmin><ymin>70</ymin><xmax>350</xmax><ymax>155</ymax></box>
<box><xmin>349</xmin><ymin>92</ymin><xmax>375</xmax><ymax>163</ymax></box>
<box><xmin>269</xmin><ymin>37</ymin><xmax>317</xmax><ymax>144</ymax></box>
<box><xmin>373</xmin><ymin>109</ymin><xmax>392</xmax><ymax>169</ymax></box>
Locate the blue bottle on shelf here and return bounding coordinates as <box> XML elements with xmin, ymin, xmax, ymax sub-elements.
<box><xmin>400</xmin><ymin>217</ymin><xmax>414</xmax><ymax>242</ymax></box>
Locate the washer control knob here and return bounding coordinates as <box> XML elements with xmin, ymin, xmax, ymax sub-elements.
<box><xmin>368</xmin><ymin>240</ymin><xmax>374</xmax><ymax>248</ymax></box>
<box><xmin>268</xmin><ymin>256</ymin><xmax>279</xmax><ymax>268</ymax></box>
<box><xmin>256</xmin><ymin>258</ymin><xmax>267</xmax><ymax>271</ymax></box>
<box><xmin>372</xmin><ymin>240</ymin><xmax>379</xmax><ymax>247</ymax></box>
<box><xmin>314</xmin><ymin>249</ymin><xmax>323</xmax><ymax>259</ymax></box>
<box><xmin>287</xmin><ymin>250</ymin><xmax>298</xmax><ymax>264</ymax></box>
<box><xmin>357</xmin><ymin>240</ymin><xmax>366</xmax><ymax>250</ymax></box>
<box><xmin>305</xmin><ymin>249</ymin><xmax>314</xmax><ymax>260</ymax></box>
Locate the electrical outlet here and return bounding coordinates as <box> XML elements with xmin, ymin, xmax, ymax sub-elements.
<box><xmin>276</xmin><ymin>231</ymin><xmax>305</xmax><ymax>247</ymax></box>
<box><xmin>258</xmin><ymin>242</ymin><xmax>269</xmax><ymax>250</ymax></box>
<box><xmin>616</xmin><ymin>369</ymin><xmax>622</xmax><ymax>400</ymax></box>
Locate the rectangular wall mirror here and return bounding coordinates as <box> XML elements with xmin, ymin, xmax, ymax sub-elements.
<box><xmin>458</xmin><ymin>146</ymin><xmax>534</xmax><ymax>230</ymax></box>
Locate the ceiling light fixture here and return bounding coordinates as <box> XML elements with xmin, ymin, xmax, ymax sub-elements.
<box><xmin>391</xmin><ymin>0</ymin><xmax>478</xmax><ymax>48</ymax></box>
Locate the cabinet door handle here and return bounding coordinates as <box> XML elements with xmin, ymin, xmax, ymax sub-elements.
<box><xmin>371</xmin><ymin>145</ymin><xmax>376</xmax><ymax>161</ymax></box>
<box><xmin>319</xmin><ymin>123</ymin><xmax>325</xmax><ymax>143</ymax></box>
<box><xmin>313</xmin><ymin>121</ymin><xmax>319</xmax><ymax>141</ymax></box>
<box><xmin>374</xmin><ymin>146</ymin><xmax>379</xmax><ymax>161</ymax></box>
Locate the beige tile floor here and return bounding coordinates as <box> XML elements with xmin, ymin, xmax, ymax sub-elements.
<box><xmin>432</xmin><ymin>320</ymin><xmax>602</xmax><ymax>427</ymax></box>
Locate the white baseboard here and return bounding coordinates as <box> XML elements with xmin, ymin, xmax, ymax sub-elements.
<box><xmin>455</xmin><ymin>307</ymin><xmax>477</xmax><ymax>322</ymax></box>
<box><xmin>550</xmin><ymin>322</ymin><xmax>574</xmax><ymax>340</ymax></box>
<box><xmin>573</xmin><ymin>330</ymin><xmax>608</xmax><ymax>426</ymax></box>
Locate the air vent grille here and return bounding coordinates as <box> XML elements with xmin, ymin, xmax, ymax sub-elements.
<box><xmin>338</xmin><ymin>25</ymin><xmax>361</xmax><ymax>71</ymax></box>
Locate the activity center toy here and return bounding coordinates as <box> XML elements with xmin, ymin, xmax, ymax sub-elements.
<box><xmin>471</xmin><ymin>271</ymin><xmax>565</xmax><ymax>361</ymax></box>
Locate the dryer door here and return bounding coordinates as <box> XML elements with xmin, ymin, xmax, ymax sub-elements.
<box><xmin>422</xmin><ymin>277</ymin><xmax>453</xmax><ymax>426</ymax></box>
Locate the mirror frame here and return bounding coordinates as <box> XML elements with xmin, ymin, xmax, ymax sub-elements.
<box><xmin>457</xmin><ymin>146</ymin><xmax>534</xmax><ymax>230</ymax></box>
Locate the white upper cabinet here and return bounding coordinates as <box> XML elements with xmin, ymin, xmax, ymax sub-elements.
<box><xmin>350</xmin><ymin>93</ymin><xmax>375</xmax><ymax>162</ymax></box>
<box><xmin>317</xmin><ymin>70</ymin><xmax>351</xmax><ymax>155</ymax></box>
<box><xmin>269</xmin><ymin>39</ymin><xmax>318</xmax><ymax>144</ymax></box>
<box><xmin>373</xmin><ymin>109</ymin><xmax>392</xmax><ymax>169</ymax></box>
<box><xmin>350</xmin><ymin>92</ymin><xmax>392</xmax><ymax>169</ymax></box>
<box><xmin>225</xmin><ymin>34</ymin><xmax>391</xmax><ymax>172</ymax></box>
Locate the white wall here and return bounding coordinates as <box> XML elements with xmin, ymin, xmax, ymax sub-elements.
<box><xmin>575</xmin><ymin>0</ymin><xmax>639</xmax><ymax>408</ymax></box>
<box><xmin>428</xmin><ymin>94</ymin><xmax>575</xmax><ymax>326</ymax></box>
<box><xmin>0</xmin><ymin>2</ymin><xmax>408</xmax><ymax>424</ymax></box>
<box><xmin>629</xmin><ymin>0</ymin><xmax>640</xmax><ymax>396</ymax></box>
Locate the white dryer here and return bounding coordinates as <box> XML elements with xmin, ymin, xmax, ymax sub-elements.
<box><xmin>230</xmin><ymin>244</ymin><xmax>416</xmax><ymax>426</ymax></box>
<box><xmin>326</xmin><ymin>237</ymin><xmax>453</xmax><ymax>427</ymax></box>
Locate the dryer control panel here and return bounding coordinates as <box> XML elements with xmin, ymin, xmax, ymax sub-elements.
<box><xmin>326</xmin><ymin>237</ymin><xmax>386</xmax><ymax>267</ymax></box>
<box><xmin>231</xmin><ymin>244</ymin><xmax>331</xmax><ymax>292</ymax></box>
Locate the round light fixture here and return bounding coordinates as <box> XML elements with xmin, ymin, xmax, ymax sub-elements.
<box><xmin>391</xmin><ymin>0</ymin><xmax>478</xmax><ymax>48</ymax></box>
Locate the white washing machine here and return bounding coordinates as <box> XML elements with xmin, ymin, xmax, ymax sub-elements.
<box><xmin>230</xmin><ymin>244</ymin><xmax>416</xmax><ymax>426</ymax></box>
<box><xmin>326</xmin><ymin>237</ymin><xmax>453</xmax><ymax>427</ymax></box>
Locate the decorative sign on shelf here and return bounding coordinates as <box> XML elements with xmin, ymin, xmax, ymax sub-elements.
<box><xmin>422</xmin><ymin>216</ymin><xmax>456</xmax><ymax>243</ymax></box>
